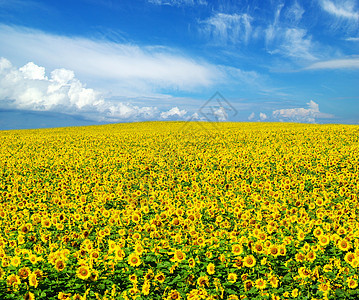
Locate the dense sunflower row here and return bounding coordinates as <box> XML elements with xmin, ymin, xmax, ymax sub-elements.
<box><xmin>0</xmin><ymin>122</ymin><xmax>359</xmax><ymax>300</ymax></box>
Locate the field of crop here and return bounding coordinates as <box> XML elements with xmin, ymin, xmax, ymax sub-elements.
<box><xmin>0</xmin><ymin>122</ymin><xmax>359</xmax><ymax>300</ymax></box>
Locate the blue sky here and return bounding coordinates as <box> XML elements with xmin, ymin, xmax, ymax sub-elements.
<box><xmin>0</xmin><ymin>0</ymin><xmax>358</xmax><ymax>129</ymax></box>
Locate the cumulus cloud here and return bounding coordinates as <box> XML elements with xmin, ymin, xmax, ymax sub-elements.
<box><xmin>199</xmin><ymin>13</ymin><xmax>252</xmax><ymax>45</ymax></box>
<box><xmin>248</xmin><ymin>112</ymin><xmax>255</xmax><ymax>120</ymax></box>
<box><xmin>259</xmin><ymin>112</ymin><xmax>267</xmax><ymax>121</ymax></box>
<box><xmin>272</xmin><ymin>100</ymin><xmax>333</xmax><ymax>123</ymax></box>
<box><xmin>160</xmin><ymin>107</ymin><xmax>187</xmax><ymax>119</ymax></box>
<box><xmin>212</xmin><ymin>106</ymin><xmax>228</xmax><ymax>121</ymax></box>
<box><xmin>0</xmin><ymin>57</ymin><xmax>189</xmax><ymax>122</ymax></box>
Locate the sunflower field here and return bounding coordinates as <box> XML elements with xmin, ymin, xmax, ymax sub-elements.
<box><xmin>1</xmin><ymin>121</ymin><xmax>359</xmax><ymax>300</ymax></box>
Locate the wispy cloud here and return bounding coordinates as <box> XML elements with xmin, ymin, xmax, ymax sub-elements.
<box><xmin>320</xmin><ymin>0</ymin><xmax>359</xmax><ymax>20</ymax></box>
<box><xmin>345</xmin><ymin>37</ymin><xmax>359</xmax><ymax>41</ymax></box>
<box><xmin>284</xmin><ymin>1</ymin><xmax>305</xmax><ymax>24</ymax></box>
<box><xmin>0</xmin><ymin>25</ymin><xmax>219</xmax><ymax>95</ymax></box>
<box><xmin>199</xmin><ymin>13</ymin><xmax>252</xmax><ymax>45</ymax></box>
<box><xmin>272</xmin><ymin>100</ymin><xmax>333</xmax><ymax>123</ymax></box>
<box><xmin>148</xmin><ymin>0</ymin><xmax>206</xmax><ymax>6</ymax></box>
<box><xmin>305</xmin><ymin>57</ymin><xmax>359</xmax><ymax>69</ymax></box>
<box><xmin>265</xmin><ymin>5</ymin><xmax>317</xmax><ymax>62</ymax></box>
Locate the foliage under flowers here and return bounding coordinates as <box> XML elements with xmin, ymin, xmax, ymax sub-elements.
<box><xmin>0</xmin><ymin>122</ymin><xmax>359</xmax><ymax>299</ymax></box>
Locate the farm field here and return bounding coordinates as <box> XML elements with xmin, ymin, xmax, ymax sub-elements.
<box><xmin>0</xmin><ymin>121</ymin><xmax>359</xmax><ymax>300</ymax></box>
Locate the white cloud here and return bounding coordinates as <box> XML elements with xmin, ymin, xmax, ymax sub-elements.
<box><xmin>213</xmin><ymin>106</ymin><xmax>228</xmax><ymax>121</ymax></box>
<box><xmin>267</xmin><ymin>27</ymin><xmax>317</xmax><ymax>61</ymax></box>
<box><xmin>305</xmin><ymin>57</ymin><xmax>359</xmax><ymax>69</ymax></box>
<box><xmin>148</xmin><ymin>0</ymin><xmax>206</xmax><ymax>5</ymax></box>
<box><xmin>265</xmin><ymin>5</ymin><xmax>317</xmax><ymax>62</ymax></box>
<box><xmin>0</xmin><ymin>25</ymin><xmax>219</xmax><ymax>95</ymax></box>
<box><xmin>248</xmin><ymin>112</ymin><xmax>255</xmax><ymax>120</ymax></box>
<box><xmin>0</xmin><ymin>57</ymin><xmax>171</xmax><ymax>122</ymax></box>
<box><xmin>259</xmin><ymin>112</ymin><xmax>267</xmax><ymax>121</ymax></box>
<box><xmin>284</xmin><ymin>2</ymin><xmax>305</xmax><ymax>24</ymax></box>
<box><xmin>320</xmin><ymin>0</ymin><xmax>359</xmax><ymax>20</ymax></box>
<box><xmin>346</xmin><ymin>37</ymin><xmax>359</xmax><ymax>41</ymax></box>
<box><xmin>199</xmin><ymin>13</ymin><xmax>252</xmax><ymax>45</ymax></box>
<box><xmin>272</xmin><ymin>100</ymin><xmax>333</xmax><ymax>123</ymax></box>
<box><xmin>160</xmin><ymin>107</ymin><xmax>187</xmax><ymax>119</ymax></box>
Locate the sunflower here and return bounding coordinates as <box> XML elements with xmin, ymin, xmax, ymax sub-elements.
<box><xmin>244</xmin><ymin>280</ymin><xmax>254</xmax><ymax>292</ymax></box>
<box><xmin>318</xmin><ymin>282</ymin><xmax>330</xmax><ymax>294</ymax></box>
<box><xmin>298</xmin><ymin>267</ymin><xmax>311</xmax><ymax>278</ymax></box>
<box><xmin>243</xmin><ymin>255</ymin><xmax>256</xmax><ymax>268</ymax></box>
<box><xmin>206</xmin><ymin>263</ymin><xmax>215</xmax><ymax>275</ymax></box>
<box><xmin>129</xmin><ymin>274</ymin><xmax>138</xmax><ymax>283</ymax></box>
<box><xmin>347</xmin><ymin>277</ymin><xmax>358</xmax><ymax>289</ymax></box>
<box><xmin>134</xmin><ymin>244</ymin><xmax>145</xmax><ymax>256</ymax></box>
<box><xmin>173</xmin><ymin>250</ymin><xmax>186</xmax><ymax>263</ymax></box>
<box><xmin>55</xmin><ymin>259</ymin><xmax>66</xmax><ymax>272</ymax></box>
<box><xmin>24</xmin><ymin>292</ymin><xmax>35</xmax><ymax>300</ymax></box>
<box><xmin>142</xmin><ymin>280</ymin><xmax>151</xmax><ymax>296</ymax></box>
<box><xmin>76</xmin><ymin>265</ymin><xmax>91</xmax><ymax>280</ymax></box>
<box><xmin>227</xmin><ymin>273</ymin><xmax>237</xmax><ymax>284</ymax></box>
<box><xmin>188</xmin><ymin>258</ymin><xmax>196</xmax><ymax>268</ymax></box>
<box><xmin>197</xmin><ymin>275</ymin><xmax>209</xmax><ymax>287</ymax></box>
<box><xmin>128</xmin><ymin>253</ymin><xmax>142</xmax><ymax>267</ymax></box>
<box><xmin>115</xmin><ymin>248</ymin><xmax>125</xmax><ymax>261</ymax></box>
<box><xmin>155</xmin><ymin>272</ymin><xmax>165</xmax><ymax>283</ymax></box>
<box><xmin>313</xmin><ymin>227</ymin><xmax>323</xmax><ymax>238</ymax></box>
<box><xmin>253</xmin><ymin>242</ymin><xmax>264</xmax><ymax>253</ymax></box>
<box><xmin>6</xmin><ymin>274</ymin><xmax>21</xmax><ymax>287</ymax></box>
<box><xmin>268</xmin><ymin>244</ymin><xmax>279</xmax><ymax>257</ymax></box>
<box><xmin>255</xmin><ymin>278</ymin><xmax>267</xmax><ymax>290</ymax></box>
<box><xmin>338</xmin><ymin>239</ymin><xmax>351</xmax><ymax>251</ymax></box>
<box><xmin>167</xmin><ymin>289</ymin><xmax>181</xmax><ymax>300</ymax></box>
<box><xmin>269</xmin><ymin>275</ymin><xmax>279</xmax><ymax>288</ymax></box>
<box><xmin>306</xmin><ymin>251</ymin><xmax>316</xmax><ymax>262</ymax></box>
<box><xmin>232</xmin><ymin>244</ymin><xmax>243</xmax><ymax>256</ymax></box>
<box><xmin>10</xmin><ymin>256</ymin><xmax>21</xmax><ymax>267</ymax></box>
<box><xmin>344</xmin><ymin>252</ymin><xmax>355</xmax><ymax>265</ymax></box>
<box><xmin>18</xmin><ymin>267</ymin><xmax>31</xmax><ymax>279</ymax></box>
<box><xmin>318</xmin><ymin>235</ymin><xmax>330</xmax><ymax>247</ymax></box>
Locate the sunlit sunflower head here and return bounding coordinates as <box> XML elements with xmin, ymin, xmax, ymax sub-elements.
<box><xmin>255</xmin><ymin>278</ymin><xmax>267</xmax><ymax>290</ymax></box>
<box><xmin>24</xmin><ymin>292</ymin><xmax>35</xmax><ymax>300</ymax></box>
<box><xmin>155</xmin><ymin>272</ymin><xmax>165</xmax><ymax>283</ymax></box>
<box><xmin>231</xmin><ymin>244</ymin><xmax>243</xmax><ymax>256</ymax></box>
<box><xmin>10</xmin><ymin>256</ymin><xmax>21</xmax><ymax>267</ymax></box>
<box><xmin>55</xmin><ymin>259</ymin><xmax>66</xmax><ymax>272</ymax></box>
<box><xmin>174</xmin><ymin>250</ymin><xmax>186</xmax><ymax>262</ymax></box>
<box><xmin>227</xmin><ymin>273</ymin><xmax>237</xmax><ymax>284</ymax></box>
<box><xmin>268</xmin><ymin>244</ymin><xmax>279</xmax><ymax>257</ymax></box>
<box><xmin>243</xmin><ymin>255</ymin><xmax>256</xmax><ymax>268</ymax></box>
<box><xmin>313</xmin><ymin>227</ymin><xmax>323</xmax><ymax>238</ymax></box>
<box><xmin>18</xmin><ymin>267</ymin><xmax>31</xmax><ymax>279</ymax></box>
<box><xmin>76</xmin><ymin>265</ymin><xmax>91</xmax><ymax>280</ymax></box>
<box><xmin>197</xmin><ymin>275</ymin><xmax>209</xmax><ymax>287</ymax></box>
<box><xmin>338</xmin><ymin>238</ymin><xmax>351</xmax><ymax>251</ymax></box>
<box><xmin>188</xmin><ymin>258</ymin><xmax>196</xmax><ymax>268</ymax></box>
<box><xmin>128</xmin><ymin>253</ymin><xmax>142</xmax><ymax>267</ymax></box>
<box><xmin>347</xmin><ymin>277</ymin><xmax>358</xmax><ymax>289</ymax></box>
<box><xmin>206</xmin><ymin>263</ymin><xmax>215</xmax><ymax>275</ymax></box>
<box><xmin>6</xmin><ymin>274</ymin><xmax>21</xmax><ymax>287</ymax></box>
